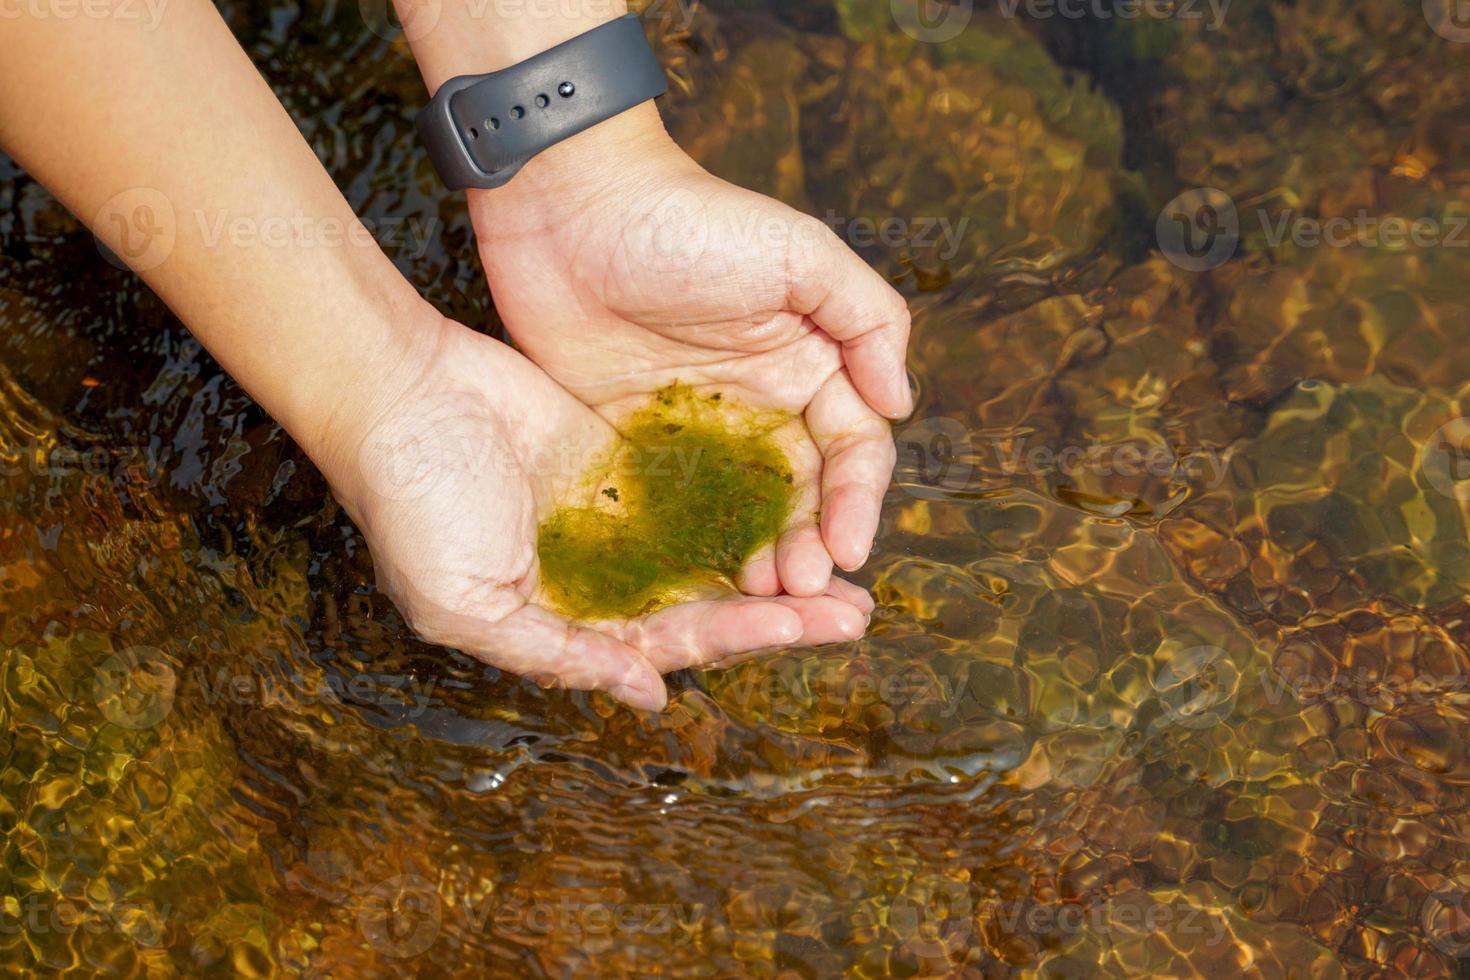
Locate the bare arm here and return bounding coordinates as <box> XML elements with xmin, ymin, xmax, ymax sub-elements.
<box><xmin>0</xmin><ymin>0</ymin><xmax>439</xmax><ymax>463</ymax></box>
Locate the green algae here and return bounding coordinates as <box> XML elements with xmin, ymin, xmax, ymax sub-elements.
<box><xmin>537</xmin><ymin>385</ymin><xmax>798</xmax><ymax>620</ymax></box>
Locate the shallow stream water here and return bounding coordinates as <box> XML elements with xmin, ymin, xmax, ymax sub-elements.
<box><xmin>4</xmin><ymin>0</ymin><xmax>1470</xmax><ymax>975</ymax></box>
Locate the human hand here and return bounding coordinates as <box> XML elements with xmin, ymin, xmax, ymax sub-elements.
<box><xmin>320</xmin><ymin>312</ymin><xmax>874</xmax><ymax>712</ymax></box>
<box><xmin>470</xmin><ymin>107</ymin><xmax>912</xmax><ymax>598</ymax></box>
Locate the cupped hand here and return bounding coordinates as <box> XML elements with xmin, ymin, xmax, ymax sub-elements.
<box><xmin>470</xmin><ymin>109</ymin><xmax>911</xmax><ymax>598</ymax></box>
<box><xmin>322</xmin><ymin>315</ymin><xmax>874</xmax><ymax>712</ymax></box>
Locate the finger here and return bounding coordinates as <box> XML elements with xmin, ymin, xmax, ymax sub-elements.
<box><xmin>824</xmin><ymin>575</ymin><xmax>876</xmax><ymax>615</ymax></box>
<box><xmin>775</xmin><ymin>522</ymin><xmax>833</xmax><ymax>598</ymax></box>
<box><xmin>763</xmin><ymin>418</ymin><xmax>832</xmax><ymax>598</ymax></box>
<box><xmin>633</xmin><ymin>592</ymin><xmax>870</xmax><ymax>674</ymax></box>
<box><xmin>430</xmin><ymin>604</ymin><xmax>668</xmax><ymax>712</ymax></box>
<box><xmin>628</xmin><ymin>598</ymin><xmax>804</xmax><ymax>673</ymax></box>
<box><xmin>772</xmin><ymin>592</ymin><xmax>869</xmax><ymax>646</ymax></box>
<box><xmin>806</xmin><ymin>371</ymin><xmax>897</xmax><ymax>572</ymax></box>
<box><xmin>786</xmin><ymin>219</ymin><xmax>914</xmax><ymax>420</ymax></box>
<box><xmin>701</xmin><ymin>592</ymin><xmax>870</xmax><ymax>672</ymax></box>
<box><xmin>736</xmin><ymin>546</ymin><xmax>782</xmax><ymax>596</ymax></box>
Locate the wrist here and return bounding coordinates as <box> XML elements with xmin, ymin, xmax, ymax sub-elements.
<box><xmin>400</xmin><ymin>2</ymin><xmax>684</xmax><ymax>220</ymax></box>
<box><xmin>292</xmin><ymin>298</ymin><xmax>453</xmax><ymax>493</ymax></box>
<box><xmin>466</xmin><ymin>103</ymin><xmax>691</xmax><ymax>230</ymax></box>
<box><xmin>400</xmin><ymin>1</ymin><xmax>630</xmax><ymax>94</ymax></box>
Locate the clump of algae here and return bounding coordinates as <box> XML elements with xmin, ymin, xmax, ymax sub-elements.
<box><xmin>537</xmin><ymin>384</ymin><xmax>797</xmax><ymax>619</ymax></box>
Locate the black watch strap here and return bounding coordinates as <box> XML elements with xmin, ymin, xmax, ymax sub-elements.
<box><xmin>416</xmin><ymin>14</ymin><xmax>668</xmax><ymax>190</ymax></box>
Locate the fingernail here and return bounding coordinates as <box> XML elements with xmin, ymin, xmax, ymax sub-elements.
<box><xmin>848</xmin><ymin>535</ymin><xmax>878</xmax><ymax>571</ymax></box>
<box><xmin>771</xmin><ymin>611</ymin><xmax>804</xmax><ymax>645</ymax></box>
<box><xmin>898</xmin><ymin>375</ymin><xmax>916</xmax><ymax>418</ymax></box>
<box><xmin>611</xmin><ymin>682</ymin><xmax>667</xmax><ymax>713</ymax></box>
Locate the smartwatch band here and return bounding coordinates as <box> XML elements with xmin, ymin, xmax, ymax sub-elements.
<box><xmin>416</xmin><ymin>14</ymin><xmax>668</xmax><ymax>190</ymax></box>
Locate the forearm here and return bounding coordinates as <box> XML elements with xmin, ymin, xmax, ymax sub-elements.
<box><xmin>0</xmin><ymin>0</ymin><xmax>434</xmax><ymax>461</ymax></box>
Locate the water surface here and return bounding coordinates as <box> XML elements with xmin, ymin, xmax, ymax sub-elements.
<box><xmin>4</xmin><ymin>0</ymin><xmax>1470</xmax><ymax>974</ymax></box>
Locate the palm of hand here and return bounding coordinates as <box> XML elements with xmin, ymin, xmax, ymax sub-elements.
<box><xmin>477</xmin><ymin>166</ymin><xmax>906</xmax><ymax>596</ymax></box>
<box><xmin>342</xmin><ymin>324</ymin><xmax>871</xmax><ymax>712</ymax></box>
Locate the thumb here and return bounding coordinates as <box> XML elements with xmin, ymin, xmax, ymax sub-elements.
<box><xmin>786</xmin><ymin>217</ymin><xmax>914</xmax><ymax>419</ymax></box>
<box><xmin>421</xmin><ymin>604</ymin><xmax>669</xmax><ymax>712</ymax></box>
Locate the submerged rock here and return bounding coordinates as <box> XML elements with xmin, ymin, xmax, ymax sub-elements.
<box><xmin>903</xmin><ymin>258</ymin><xmax>1247</xmax><ymax>519</ymax></box>
<box><xmin>1208</xmin><ymin>233</ymin><xmax>1470</xmax><ymax>404</ymax></box>
<box><xmin>1050</xmin><ymin>258</ymin><xmax>1249</xmax><ymax>520</ymax></box>
<box><xmin>1119</xmin><ymin>0</ymin><xmax>1470</xmax><ymax>242</ymax></box>
<box><xmin>698</xmin><ymin>489</ymin><xmax>1263</xmax><ymax>787</ymax></box>
<box><xmin>1161</xmin><ymin>375</ymin><xmax>1470</xmax><ymax>616</ymax></box>
<box><xmin>803</xmin><ymin>8</ymin><xmax>1129</xmax><ymax>289</ymax></box>
<box><xmin>649</xmin><ymin>4</ymin><xmax>1131</xmax><ymax>290</ymax></box>
<box><xmin>647</xmin><ymin>6</ymin><xmax>813</xmax><ymax>208</ymax></box>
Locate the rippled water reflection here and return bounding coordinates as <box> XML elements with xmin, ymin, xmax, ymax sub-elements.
<box><xmin>4</xmin><ymin>0</ymin><xmax>1470</xmax><ymax>975</ymax></box>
